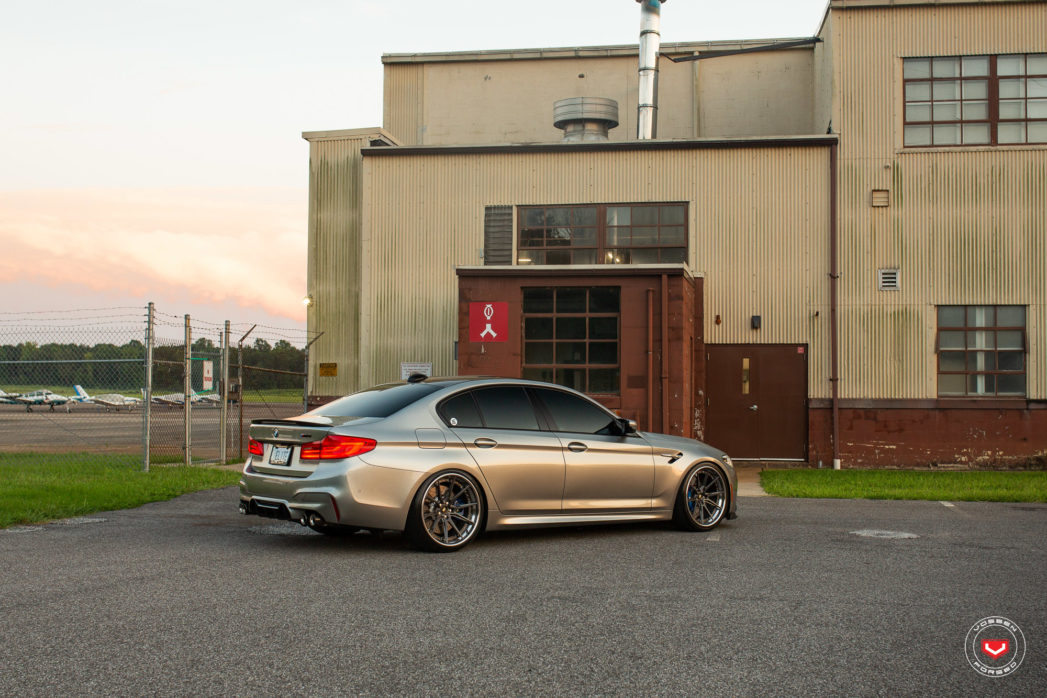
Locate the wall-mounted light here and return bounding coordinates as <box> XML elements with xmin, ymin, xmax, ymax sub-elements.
<box><xmin>302</xmin><ymin>295</ymin><xmax>313</xmax><ymax>306</ymax></box>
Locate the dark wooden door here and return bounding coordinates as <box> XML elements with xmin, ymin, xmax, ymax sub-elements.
<box><xmin>705</xmin><ymin>344</ymin><xmax>807</xmax><ymax>460</ymax></box>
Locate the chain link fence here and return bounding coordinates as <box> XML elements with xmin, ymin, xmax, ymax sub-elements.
<box><xmin>0</xmin><ymin>305</ymin><xmax>318</xmax><ymax>469</ymax></box>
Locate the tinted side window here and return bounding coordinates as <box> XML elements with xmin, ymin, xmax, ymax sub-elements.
<box><xmin>533</xmin><ymin>388</ymin><xmax>618</xmax><ymax>434</ymax></box>
<box><xmin>440</xmin><ymin>393</ymin><xmax>484</xmax><ymax>428</ymax></box>
<box><xmin>472</xmin><ymin>387</ymin><xmax>540</xmax><ymax>431</ymax></box>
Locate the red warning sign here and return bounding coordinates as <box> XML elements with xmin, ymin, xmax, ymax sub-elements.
<box><xmin>469</xmin><ymin>302</ymin><xmax>508</xmax><ymax>343</ymax></box>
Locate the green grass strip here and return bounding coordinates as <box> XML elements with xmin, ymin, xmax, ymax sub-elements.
<box><xmin>760</xmin><ymin>469</ymin><xmax>1047</xmax><ymax>502</ymax></box>
<box><xmin>0</xmin><ymin>452</ymin><xmax>240</xmax><ymax>528</ymax></box>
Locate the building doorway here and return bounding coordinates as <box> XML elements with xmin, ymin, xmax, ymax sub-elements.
<box><xmin>704</xmin><ymin>344</ymin><xmax>807</xmax><ymax>460</ymax></box>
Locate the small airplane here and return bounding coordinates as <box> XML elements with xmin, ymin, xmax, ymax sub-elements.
<box><xmin>71</xmin><ymin>385</ymin><xmax>142</xmax><ymax>412</ymax></box>
<box><xmin>15</xmin><ymin>389</ymin><xmax>71</xmax><ymax>412</ymax></box>
<box><xmin>0</xmin><ymin>388</ymin><xmax>22</xmax><ymax>404</ymax></box>
<box><xmin>151</xmin><ymin>389</ymin><xmax>221</xmax><ymax>407</ymax></box>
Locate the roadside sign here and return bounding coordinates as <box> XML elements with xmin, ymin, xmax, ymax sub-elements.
<box><xmin>203</xmin><ymin>361</ymin><xmax>214</xmax><ymax>390</ymax></box>
<box><xmin>469</xmin><ymin>302</ymin><xmax>508</xmax><ymax>342</ymax></box>
<box><xmin>400</xmin><ymin>362</ymin><xmax>433</xmax><ymax>380</ymax></box>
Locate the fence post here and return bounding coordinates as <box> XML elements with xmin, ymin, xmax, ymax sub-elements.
<box><xmin>143</xmin><ymin>302</ymin><xmax>154</xmax><ymax>472</ymax></box>
<box><xmin>184</xmin><ymin>314</ymin><xmax>191</xmax><ymax>467</ymax></box>
<box><xmin>220</xmin><ymin>320</ymin><xmax>230</xmax><ymax>464</ymax></box>
<box><xmin>302</xmin><ymin>331</ymin><xmax>324</xmax><ymax>412</ymax></box>
<box><xmin>237</xmin><ymin>324</ymin><xmax>256</xmax><ymax>461</ymax></box>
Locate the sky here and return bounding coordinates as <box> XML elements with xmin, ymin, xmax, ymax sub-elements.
<box><xmin>0</xmin><ymin>0</ymin><xmax>829</xmax><ymax>338</ymax></box>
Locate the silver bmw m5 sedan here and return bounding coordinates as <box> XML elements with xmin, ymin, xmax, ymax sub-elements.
<box><xmin>239</xmin><ymin>376</ymin><xmax>737</xmax><ymax>552</ymax></box>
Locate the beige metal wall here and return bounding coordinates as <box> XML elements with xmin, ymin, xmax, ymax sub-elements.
<box><xmin>360</xmin><ymin>145</ymin><xmax>833</xmax><ymax>397</ymax></box>
<box><xmin>695</xmin><ymin>50</ymin><xmax>815</xmax><ymax>137</ymax></box>
<box><xmin>303</xmin><ymin>128</ymin><xmax>397</xmax><ymax>396</ymax></box>
<box><xmin>382</xmin><ymin>44</ymin><xmax>816</xmax><ymax>146</ymax></box>
<box><xmin>831</xmin><ymin>0</ymin><xmax>1047</xmax><ymax>399</ymax></box>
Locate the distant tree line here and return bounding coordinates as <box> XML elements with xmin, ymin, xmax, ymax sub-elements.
<box><xmin>0</xmin><ymin>339</ymin><xmax>305</xmax><ymax>391</ymax></box>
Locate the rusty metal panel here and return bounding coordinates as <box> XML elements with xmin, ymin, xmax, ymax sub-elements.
<box><xmin>360</xmin><ymin>146</ymin><xmax>833</xmax><ymax>398</ymax></box>
<box><xmin>832</xmin><ymin>1</ymin><xmax>1047</xmax><ymax>399</ymax></box>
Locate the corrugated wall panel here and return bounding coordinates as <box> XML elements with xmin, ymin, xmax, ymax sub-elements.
<box><xmin>382</xmin><ymin>64</ymin><xmax>424</xmax><ymax>145</ymax></box>
<box><xmin>361</xmin><ymin>147</ymin><xmax>833</xmax><ymax>397</ymax></box>
<box><xmin>834</xmin><ymin>2</ymin><xmax>1047</xmax><ymax>399</ymax></box>
<box><xmin>306</xmin><ymin>137</ymin><xmax>368</xmax><ymax>396</ymax></box>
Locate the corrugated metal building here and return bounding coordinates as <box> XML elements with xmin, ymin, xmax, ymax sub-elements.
<box><xmin>303</xmin><ymin>0</ymin><xmax>1046</xmax><ymax>467</ymax></box>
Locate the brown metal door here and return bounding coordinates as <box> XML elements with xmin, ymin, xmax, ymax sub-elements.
<box><xmin>705</xmin><ymin>345</ymin><xmax>807</xmax><ymax>460</ymax></box>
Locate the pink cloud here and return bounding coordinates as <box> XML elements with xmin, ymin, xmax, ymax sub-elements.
<box><xmin>0</xmin><ymin>187</ymin><xmax>308</xmax><ymax>326</ymax></box>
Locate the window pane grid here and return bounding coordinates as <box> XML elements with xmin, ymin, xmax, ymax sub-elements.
<box><xmin>904</xmin><ymin>53</ymin><xmax>1047</xmax><ymax>146</ymax></box>
<box><xmin>522</xmin><ymin>287</ymin><xmax>620</xmax><ymax>395</ymax></box>
<box><xmin>518</xmin><ymin>203</ymin><xmax>687</xmax><ymax>266</ymax></box>
<box><xmin>936</xmin><ymin>305</ymin><xmax>1026</xmax><ymax>397</ymax></box>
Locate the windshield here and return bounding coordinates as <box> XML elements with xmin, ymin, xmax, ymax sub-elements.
<box><xmin>306</xmin><ymin>382</ymin><xmax>445</xmax><ymax>419</ymax></box>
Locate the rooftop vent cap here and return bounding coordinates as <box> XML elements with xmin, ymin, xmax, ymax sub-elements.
<box><xmin>553</xmin><ymin>97</ymin><xmax>620</xmax><ymax>141</ymax></box>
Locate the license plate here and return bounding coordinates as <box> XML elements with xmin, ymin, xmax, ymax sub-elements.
<box><xmin>269</xmin><ymin>445</ymin><xmax>292</xmax><ymax>466</ymax></box>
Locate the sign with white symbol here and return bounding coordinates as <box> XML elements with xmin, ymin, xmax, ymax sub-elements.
<box><xmin>400</xmin><ymin>362</ymin><xmax>433</xmax><ymax>380</ymax></box>
<box><xmin>469</xmin><ymin>302</ymin><xmax>508</xmax><ymax>343</ymax></box>
<box><xmin>202</xmin><ymin>361</ymin><xmax>214</xmax><ymax>390</ymax></box>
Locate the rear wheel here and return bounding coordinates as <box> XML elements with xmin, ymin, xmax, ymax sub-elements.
<box><xmin>406</xmin><ymin>470</ymin><xmax>484</xmax><ymax>552</ymax></box>
<box><xmin>673</xmin><ymin>463</ymin><xmax>728</xmax><ymax>531</ymax></box>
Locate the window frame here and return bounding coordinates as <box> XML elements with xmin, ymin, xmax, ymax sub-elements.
<box><xmin>903</xmin><ymin>53</ymin><xmax>1047</xmax><ymax>148</ymax></box>
<box><xmin>521</xmin><ymin>286</ymin><xmax>622</xmax><ymax>396</ymax></box>
<box><xmin>516</xmin><ymin>202</ymin><xmax>688</xmax><ymax>266</ymax></box>
<box><xmin>935</xmin><ymin>305</ymin><xmax>1027</xmax><ymax>398</ymax></box>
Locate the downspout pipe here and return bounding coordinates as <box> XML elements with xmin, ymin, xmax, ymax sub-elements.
<box><xmin>636</xmin><ymin>0</ymin><xmax>665</xmax><ymax>140</ymax></box>
<box><xmin>829</xmin><ymin>142</ymin><xmax>841</xmax><ymax>469</ymax></box>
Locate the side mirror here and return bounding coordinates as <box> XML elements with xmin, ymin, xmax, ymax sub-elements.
<box><xmin>618</xmin><ymin>418</ymin><xmax>638</xmax><ymax>435</ymax></box>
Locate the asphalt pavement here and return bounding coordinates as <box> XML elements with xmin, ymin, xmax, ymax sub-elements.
<box><xmin>1</xmin><ymin>489</ymin><xmax>1044</xmax><ymax>696</ymax></box>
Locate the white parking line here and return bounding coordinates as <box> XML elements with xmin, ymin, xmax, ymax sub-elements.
<box><xmin>706</xmin><ymin>533</ymin><xmax>721</xmax><ymax>542</ymax></box>
<box><xmin>940</xmin><ymin>501</ymin><xmax>956</xmax><ymax>508</ymax></box>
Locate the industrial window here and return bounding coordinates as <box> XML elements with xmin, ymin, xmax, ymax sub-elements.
<box><xmin>903</xmin><ymin>54</ymin><xmax>1047</xmax><ymax>147</ymax></box>
<box><xmin>517</xmin><ymin>203</ymin><xmax>687</xmax><ymax>265</ymax></box>
<box><xmin>521</xmin><ymin>286</ymin><xmax>620</xmax><ymax>395</ymax></box>
<box><xmin>936</xmin><ymin>305</ymin><xmax>1026</xmax><ymax>397</ymax></box>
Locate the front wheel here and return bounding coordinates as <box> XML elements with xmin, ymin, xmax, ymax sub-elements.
<box><xmin>673</xmin><ymin>463</ymin><xmax>728</xmax><ymax>531</ymax></box>
<box><xmin>406</xmin><ymin>470</ymin><xmax>484</xmax><ymax>552</ymax></box>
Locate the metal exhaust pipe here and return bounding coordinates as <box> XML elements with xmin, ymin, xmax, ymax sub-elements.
<box><xmin>636</xmin><ymin>0</ymin><xmax>665</xmax><ymax>140</ymax></box>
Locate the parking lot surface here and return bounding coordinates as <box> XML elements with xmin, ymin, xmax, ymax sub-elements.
<box><xmin>1</xmin><ymin>490</ymin><xmax>1044</xmax><ymax>696</ymax></box>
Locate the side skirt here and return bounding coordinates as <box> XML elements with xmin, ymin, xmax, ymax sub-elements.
<box><xmin>486</xmin><ymin>510</ymin><xmax>673</xmax><ymax>531</ymax></box>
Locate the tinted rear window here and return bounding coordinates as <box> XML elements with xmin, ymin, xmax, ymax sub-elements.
<box><xmin>472</xmin><ymin>387</ymin><xmax>540</xmax><ymax>430</ymax></box>
<box><xmin>439</xmin><ymin>393</ymin><xmax>484</xmax><ymax>428</ymax></box>
<box><xmin>307</xmin><ymin>383</ymin><xmax>445</xmax><ymax>418</ymax></box>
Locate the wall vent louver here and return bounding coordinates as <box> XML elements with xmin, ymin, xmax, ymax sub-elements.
<box><xmin>871</xmin><ymin>189</ymin><xmax>890</xmax><ymax>207</ymax></box>
<box><xmin>878</xmin><ymin>268</ymin><xmax>900</xmax><ymax>291</ymax></box>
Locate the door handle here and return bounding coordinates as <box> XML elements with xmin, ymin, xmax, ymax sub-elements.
<box><xmin>749</xmin><ymin>404</ymin><xmax>759</xmax><ymax>411</ymax></box>
<box><xmin>473</xmin><ymin>437</ymin><xmax>497</xmax><ymax>448</ymax></box>
<box><xmin>567</xmin><ymin>442</ymin><xmax>588</xmax><ymax>453</ymax></box>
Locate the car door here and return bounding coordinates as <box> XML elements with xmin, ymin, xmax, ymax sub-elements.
<box><xmin>441</xmin><ymin>386</ymin><xmax>565</xmax><ymax>515</ymax></box>
<box><xmin>530</xmin><ymin>387</ymin><xmax>654</xmax><ymax>512</ymax></box>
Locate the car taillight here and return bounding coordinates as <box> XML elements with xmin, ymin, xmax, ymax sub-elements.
<box><xmin>248</xmin><ymin>438</ymin><xmax>264</xmax><ymax>456</ymax></box>
<box><xmin>299</xmin><ymin>435</ymin><xmax>377</xmax><ymax>460</ymax></box>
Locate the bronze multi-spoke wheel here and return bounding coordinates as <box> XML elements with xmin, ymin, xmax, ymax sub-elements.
<box><xmin>407</xmin><ymin>471</ymin><xmax>484</xmax><ymax>552</ymax></box>
<box><xmin>673</xmin><ymin>463</ymin><xmax>728</xmax><ymax>531</ymax></box>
